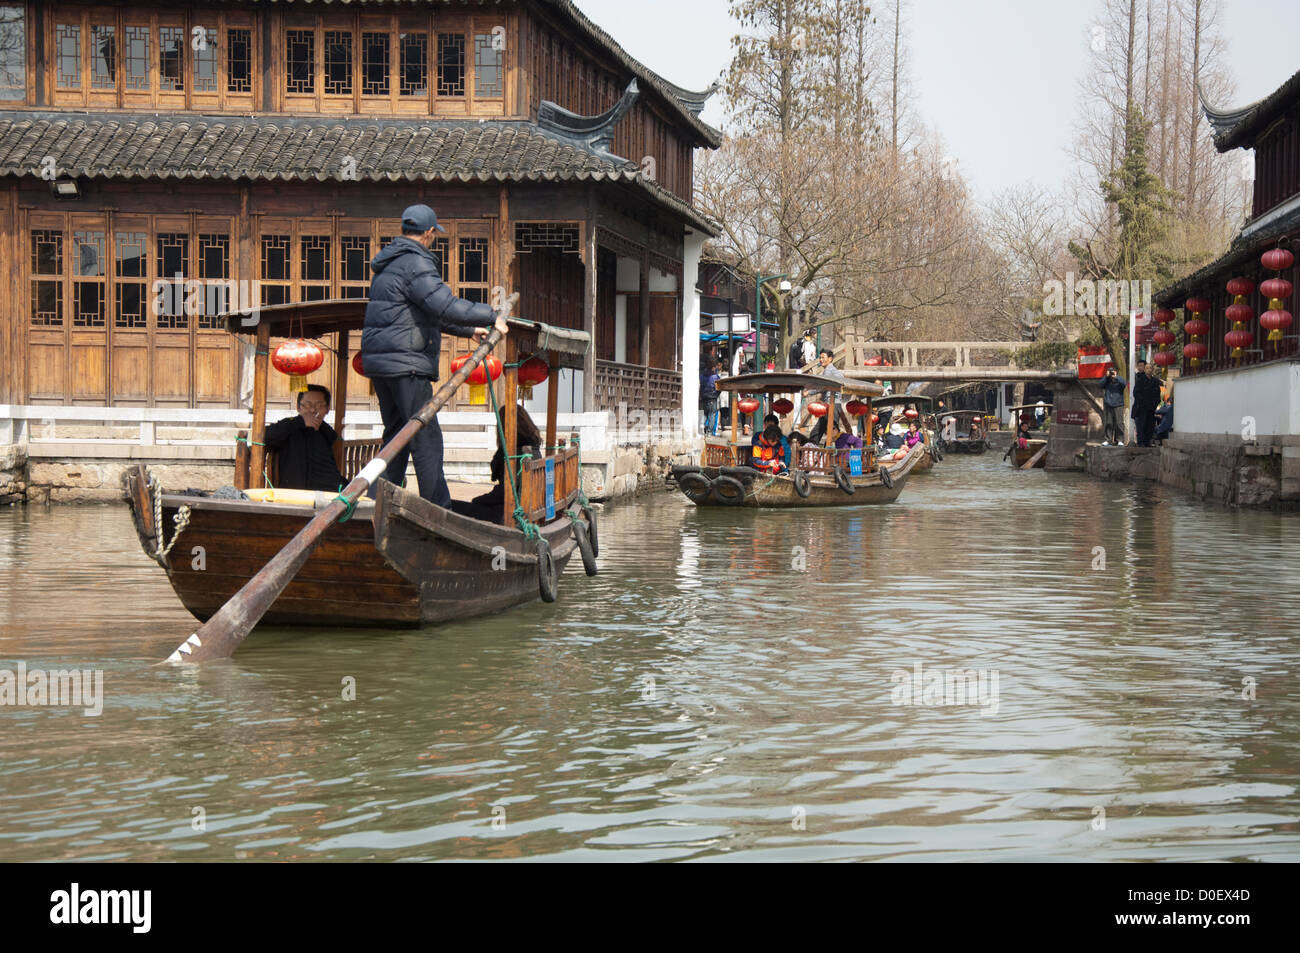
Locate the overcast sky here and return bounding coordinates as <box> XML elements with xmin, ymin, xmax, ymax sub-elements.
<box><xmin>573</xmin><ymin>0</ymin><xmax>1300</xmax><ymax>202</ymax></box>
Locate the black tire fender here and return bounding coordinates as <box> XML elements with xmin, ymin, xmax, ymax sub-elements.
<box><xmin>718</xmin><ymin>465</ymin><xmax>757</xmax><ymax>483</ymax></box>
<box><xmin>791</xmin><ymin>469</ymin><xmax>812</xmax><ymax>498</ymax></box>
<box><xmin>679</xmin><ymin>471</ymin><xmax>713</xmax><ymax>504</ymax></box>
<box><xmin>536</xmin><ymin>538</ymin><xmax>558</xmax><ymax>602</ymax></box>
<box><xmin>573</xmin><ymin>520</ymin><xmax>598</xmax><ymax>577</ymax></box>
<box><xmin>879</xmin><ymin>466</ymin><xmax>894</xmax><ymax>489</ymax></box>
<box><xmin>670</xmin><ymin>464</ymin><xmax>702</xmax><ymax>484</ymax></box>
<box><xmin>581</xmin><ymin>505</ymin><xmax>599</xmax><ymax>558</ymax></box>
<box><xmin>833</xmin><ymin>465</ymin><xmax>856</xmax><ymax>494</ymax></box>
<box><xmin>711</xmin><ymin>475</ymin><xmax>747</xmax><ymax>505</ymax></box>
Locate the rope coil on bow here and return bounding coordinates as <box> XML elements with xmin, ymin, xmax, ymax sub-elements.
<box><xmin>148</xmin><ymin>474</ymin><xmax>191</xmax><ymax>565</ymax></box>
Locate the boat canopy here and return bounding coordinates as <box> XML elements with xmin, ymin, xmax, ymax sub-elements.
<box><xmin>717</xmin><ymin>371</ymin><xmax>884</xmax><ymax>397</ymax></box>
<box><xmin>938</xmin><ymin>408</ymin><xmax>988</xmax><ymax>418</ymax></box>
<box><xmin>221</xmin><ymin>298</ymin><xmax>591</xmax><ymax>371</ymax></box>
<box><xmin>872</xmin><ymin>394</ymin><xmax>935</xmax><ymax>408</ymax></box>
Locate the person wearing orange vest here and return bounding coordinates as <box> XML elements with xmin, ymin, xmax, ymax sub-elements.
<box><xmin>750</xmin><ymin>413</ymin><xmax>790</xmax><ymax>473</ymax></box>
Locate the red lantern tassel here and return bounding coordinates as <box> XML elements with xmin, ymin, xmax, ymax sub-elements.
<box><xmin>289</xmin><ymin>374</ymin><xmax>308</xmax><ymax>392</ymax></box>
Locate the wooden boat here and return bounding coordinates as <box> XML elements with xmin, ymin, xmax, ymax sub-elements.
<box><xmin>124</xmin><ymin>299</ymin><xmax>596</xmax><ymax>629</ymax></box>
<box><xmin>1004</xmin><ymin>403</ymin><xmax>1051</xmax><ymax>468</ymax></box>
<box><xmin>673</xmin><ymin>371</ymin><xmax>918</xmax><ymax>507</ymax></box>
<box><xmin>871</xmin><ymin>394</ymin><xmax>940</xmax><ymax>472</ymax></box>
<box><xmin>937</xmin><ymin>409</ymin><xmax>989</xmax><ymax>454</ymax></box>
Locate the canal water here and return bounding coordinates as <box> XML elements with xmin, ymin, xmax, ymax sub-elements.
<box><xmin>1</xmin><ymin>456</ymin><xmax>1297</xmax><ymax>861</ymax></box>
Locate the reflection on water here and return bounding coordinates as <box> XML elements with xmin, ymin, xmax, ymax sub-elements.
<box><xmin>1</xmin><ymin>457</ymin><xmax>1297</xmax><ymax>861</ymax></box>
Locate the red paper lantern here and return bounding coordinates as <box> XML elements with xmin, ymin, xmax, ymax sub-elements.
<box><xmin>844</xmin><ymin>400</ymin><xmax>869</xmax><ymax>416</ymax></box>
<box><xmin>517</xmin><ymin>355</ymin><xmax>549</xmax><ymax>398</ymax></box>
<box><xmin>864</xmin><ymin>356</ymin><xmax>882</xmax><ymax>366</ymax></box>
<box><xmin>1183</xmin><ymin>341</ymin><xmax>1208</xmax><ymax>361</ymax></box>
<box><xmin>870</xmin><ymin>414</ymin><xmax>880</xmax><ymax>424</ymax></box>
<box><xmin>1183</xmin><ymin>318</ymin><xmax>1209</xmax><ymax>337</ymax></box>
<box><xmin>1225</xmin><ymin>328</ymin><xmax>1253</xmax><ymax>350</ymax></box>
<box><xmin>737</xmin><ymin>397</ymin><xmax>761</xmax><ymax>415</ymax></box>
<box><xmin>903</xmin><ymin>408</ymin><xmax>919</xmax><ymax>419</ymax></box>
<box><xmin>1225</xmin><ymin>303</ymin><xmax>1254</xmax><ymax>324</ymax></box>
<box><xmin>1225</xmin><ymin>278</ymin><xmax>1255</xmax><ymax>298</ymax></box>
<box><xmin>351</xmin><ymin>351</ymin><xmax>367</xmax><ymax>377</ymax></box>
<box><xmin>1153</xmin><ymin>328</ymin><xmax>1175</xmax><ymax>346</ymax></box>
<box><xmin>771</xmin><ymin>398</ymin><xmax>794</xmax><ymax>415</ymax></box>
<box><xmin>1261</xmin><ymin>309</ymin><xmax>1293</xmax><ymax>336</ymax></box>
<box><xmin>449</xmin><ymin>353</ymin><xmax>503</xmax><ymax>384</ymax></box>
<box><xmin>272</xmin><ymin>339</ymin><xmax>324</xmax><ymax>392</ymax></box>
<box><xmin>1261</xmin><ymin>248</ymin><xmax>1294</xmax><ymax>272</ymax></box>
<box><xmin>1260</xmin><ymin>278</ymin><xmax>1293</xmax><ymax>302</ymax></box>
<box><xmin>449</xmin><ymin>353</ymin><xmax>503</xmax><ymax>404</ymax></box>
<box><xmin>807</xmin><ymin>401</ymin><xmax>828</xmax><ymax>417</ymax></box>
<box><xmin>1155</xmin><ymin>308</ymin><xmax>1177</xmax><ymax>325</ymax></box>
<box><xmin>1184</xmin><ymin>297</ymin><xmax>1214</xmax><ymax>315</ymax></box>
<box><xmin>1152</xmin><ymin>350</ymin><xmax>1177</xmax><ymax>368</ymax></box>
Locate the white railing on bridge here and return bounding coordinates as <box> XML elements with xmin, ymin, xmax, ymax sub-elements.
<box><xmin>844</xmin><ymin>340</ymin><xmax>1036</xmax><ymax>368</ymax></box>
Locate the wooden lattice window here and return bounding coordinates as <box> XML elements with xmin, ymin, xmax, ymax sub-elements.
<box><xmin>227</xmin><ymin>28</ymin><xmax>252</xmax><ymax>93</ymax></box>
<box><xmin>0</xmin><ymin>5</ymin><xmax>24</xmax><ymax>102</ymax></box>
<box><xmin>193</xmin><ymin>27</ymin><xmax>217</xmax><ymax>92</ymax></box>
<box><xmin>325</xmin><ymin>30</ymin><xmax>352</xmax><ymax>96</ymax></box>
<box><xmin>361</xmin><ymin>32</ymin><xmax>389</xmax><ymax>96</ymax></box>
<box><xmin>30</xmin><ymin>229</ymin><xmax>63</xmax><ymax>327</ymax></box>
<box><xmin>458</xmin><ymin>237</ymin><xmax>488</xmax><ymax>303</ymax></box>
<box><xmin>91</xmin><ymin>24</ymin><xmax>115</xmax><ymax>89</ymax></box>
<box><xmin>124</xmin><ymin>25</ymin><xmax>149</xmax><ymax>90</ymax></box>
<box><xmin>436</xmin><ymin>32</ymin><xmax>464</xmax><ymax>97</ymax></box>
<box><xmin>474</xmin><ymin>33</ymin><xmax>502</xmax><ymax>98</ymax></box>
<box><xmin>260</xmin><ymin>234</ymin><xmax>291</xmax><ymax>306</ymax></box>
<box><xmin>340</xmin><ymin>235</ymin><xmax>370</xmax><ymax>299</ymax></box>
<box><xmin>286</xmin><ymin>29</ymin><xmax>314</xmax><ymax>94</ymax></box>
<box><xmin>432</xmin><ymin>236</ymin><xmax>450</xmax><ymax>282</ymax></box>
<box><xmin>114</xmin><ymin>231</ymin><xmax>147</xmax><ymax>328</ymax></box>
<box><xmin>72</xmin><ymin>230</ymin><xmax>106</xmax><ymax>327</ymax></box>
<box><xmin>158</xmin><ymin>26</ymin><xmax>183</xmax><ymax>91</ymax></box>
<box><xmin>515</xmin><ymin>223</ymin><xmax>580</xmax><ymax>255</ymax></box>
<box><xmin>55</xmin><ymin>22</ymin><xmax>80</xmax><ymax>88</ymax></box>
<box><xmin>300</xmin><ymin>235</ymin><xmax>331</xmax><ymax>301</ymax></box>
<box><xmin>197</xmin><ymin>233</ymin><xmax>230</xmax><ymax>327</ymax></box>
<box><xmin>399</xmin><ymin>31</ymin><xmax>427</xmax><ymax>97</ymax></box>
<box><xmin>155</xmin><ymin>233</ymin><xmax>189</xmax><ymax>328</ymax></box>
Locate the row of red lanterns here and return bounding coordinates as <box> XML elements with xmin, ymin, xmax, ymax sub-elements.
<box><xmin>1152</xmin><ymin>247</ymin><xmax>1294</xmax><ymax>373</ymax></box>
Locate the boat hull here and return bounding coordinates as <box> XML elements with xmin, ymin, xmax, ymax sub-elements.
<box><xmin>679</xmin><ymin>444</ymin><xmax>923</xmax><ymax>508</ymax></box>
<box><xmin>124</xmin><ymin>467</ymin><xmax>578</xmax><ymax>628</ymax></box>
<box><xmin>945</xmin><ymin>439</ymin><xmax>987</xmax><ymax>454</ymax></box>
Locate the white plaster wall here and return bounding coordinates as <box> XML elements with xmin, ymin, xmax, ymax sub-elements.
<box><xmin>1175</xmin><ymin>361</ymin><xmax>1299</xmax><ymax>436</ymax></box>
<box><xmin>616</xmin><ymin>257</ymin><xmax>640</xmax><ymax>293</ymax></box>
<box><xmin>614</xmin><ymin>295</ymin><xmax>627</xmax><ymax>363</ymax></box>
<box><xmin>681</xmin><ymin>229</ymin><xmax>706</xmax><ymax>439</ymax></box>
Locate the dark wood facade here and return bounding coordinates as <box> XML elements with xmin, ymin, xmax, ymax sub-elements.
<box><xmin>0</xmin><ymin>0</ymin><xmax>719</xmax><ymax>413</ymax></box>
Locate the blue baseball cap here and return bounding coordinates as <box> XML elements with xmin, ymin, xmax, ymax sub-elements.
<box><xmin>401</xmin><ymin>204</ymin><xmax>445</xmax><ymax>233</ymax></box>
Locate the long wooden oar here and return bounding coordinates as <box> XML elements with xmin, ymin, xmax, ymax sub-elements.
<box><xmin>165</xmin><ymin>293</ymin><xmax>517</xmax><ymax>663</ymax></box>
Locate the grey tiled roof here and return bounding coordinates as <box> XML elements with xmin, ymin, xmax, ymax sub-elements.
<box><xmin>0</xmin><ymin>111</ymin><xmax>715</xmax><ymax>230</ymax></box>
<box><xmin>1202</xmin><ymin>68</ymin><xmax>1300</xmax><ymax>152</ymax></box>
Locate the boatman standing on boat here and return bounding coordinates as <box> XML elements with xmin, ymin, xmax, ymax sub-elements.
<box><xmin>361</xmin><ymin>205</ymin><xmax>509</xmax><ymax>507</ymax></box>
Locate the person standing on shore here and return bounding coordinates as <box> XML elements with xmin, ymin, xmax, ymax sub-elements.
<box><xmin>1131</xmin><ymin>359</ymin><xmax>1162</xmax><ymax>447</ymax></box>
<box><xmin>1101</xmin><ymin>365</ymin><xmax>1127</xmax><ymax>445</ymax></box>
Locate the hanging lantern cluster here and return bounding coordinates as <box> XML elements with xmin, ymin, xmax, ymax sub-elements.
<box><xmin>272</xmin><ymin>339</ymin><xmax>324</xmax><ymax>392</ymax></box>
<box><xmin>1151</xmin><ymin>308</ymin><xmax>1177</xmax><ymax>374</ymax></box>
<box><xmin>449</xmin><ymin>354</ymin><xmax>503</xmax><ymax>405</ymax></box>
<box><xmin>1224</xmin><ymin>277</ymin><xmax>1256</xmax><ymax>363</ymax></box>
<box><xmin>1182</xmin><ymin>298</ymin><xmax>1210</xmax><ymax>370</ymax></box>
<box><xmin>517</xmin><ymin>355</ymin><xmax>550</xmax><ymax>399</ymax></box>
<box><xmin>1259</xmin><ymin>248</ymin><xmax>1294</xmax><ymax>353</ymax></box>
<box><xmin>771</xmin><ymin>397</ymin><xmax>794</xmax><ymax>416</ymax></box>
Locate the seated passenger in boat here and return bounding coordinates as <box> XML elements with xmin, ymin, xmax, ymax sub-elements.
<box><xmin>263</xmin><ymin>384</ymin><xmax>347</xmax><ymax>492</ymax></box>
<box><xmin>883</xmin><ymin>416</ymin><xmax>907</xmax><ymax>450</ymax></box>
<box><xmin>453</xmin><ymin>406</ymin><xmax>544</xmax><ymax>523</ymax></box>
<box><xmin>905</xmin><ymin>422</ymin><xmax>923</xmax><ymax>448</ymax></box>
<box><xmin>750</xmin><ymin>414</ymin><xmax>790</xmax><ymax>473</ymax></box>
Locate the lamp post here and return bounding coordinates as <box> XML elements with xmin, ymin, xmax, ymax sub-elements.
<box><xmin>756</xmin><ymin>273</ymin><xmax>792</xmax><ymax>369</ymax></box>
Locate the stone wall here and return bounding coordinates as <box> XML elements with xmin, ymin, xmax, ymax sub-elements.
<box><xmin>1084</xmin><ymin>433</ymin><xmax>1299</xmax><ymax>507</ymax></box>
<box><xmin>24</xmin><ymin>460</ymin><xmax>232</xmax><ymax>505</ymax></box>
<box><xmin>1</xmin><ymin>445</ymin><xmax>27</xmax><ymax>504</ymax></box>
<box><xmin>588</xmin><ymin>436</ymin><xmax>699</xmax><ymax>500</ymax></box>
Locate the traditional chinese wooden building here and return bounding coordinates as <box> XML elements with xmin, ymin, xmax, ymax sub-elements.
<box><xmin>1150</xmin><ymin>70</ymin><xmax>1300</xmax><ymax>504</ymax></box>
<box><xmin>0</xmin><ymin>0</ymin><xmax>718</xmax><ymax>428</ymax></box>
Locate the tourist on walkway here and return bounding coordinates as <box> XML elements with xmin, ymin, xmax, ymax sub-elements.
<box><xmin>700</xmin><ymin>360</ymin><xmax>721</xmax><ymax>435</ymax></box>
<box><xmin>1131</xmin><ymin>359</ymin><xmax>1162</xmax><ymax>447</ymax></box>
<box><xmin>1101</xmin><ymin>366</ymin><xmax>1127</xmax><ymax>445</ymax></box>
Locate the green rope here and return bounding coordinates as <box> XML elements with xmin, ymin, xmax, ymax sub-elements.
<box><xmin>234</xmin><ymin>435</ymin><xmax>264</xmax><ymax>446</ymax></box>
<box><xmin>487</xmin><ymin>376</ymin><xmax>541</xmax><ymax>539</ymax></box>
<box><xmin>333</xmin><ymin>491</ymin><xmax>357</xmax><ymax>523</ymax></box>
